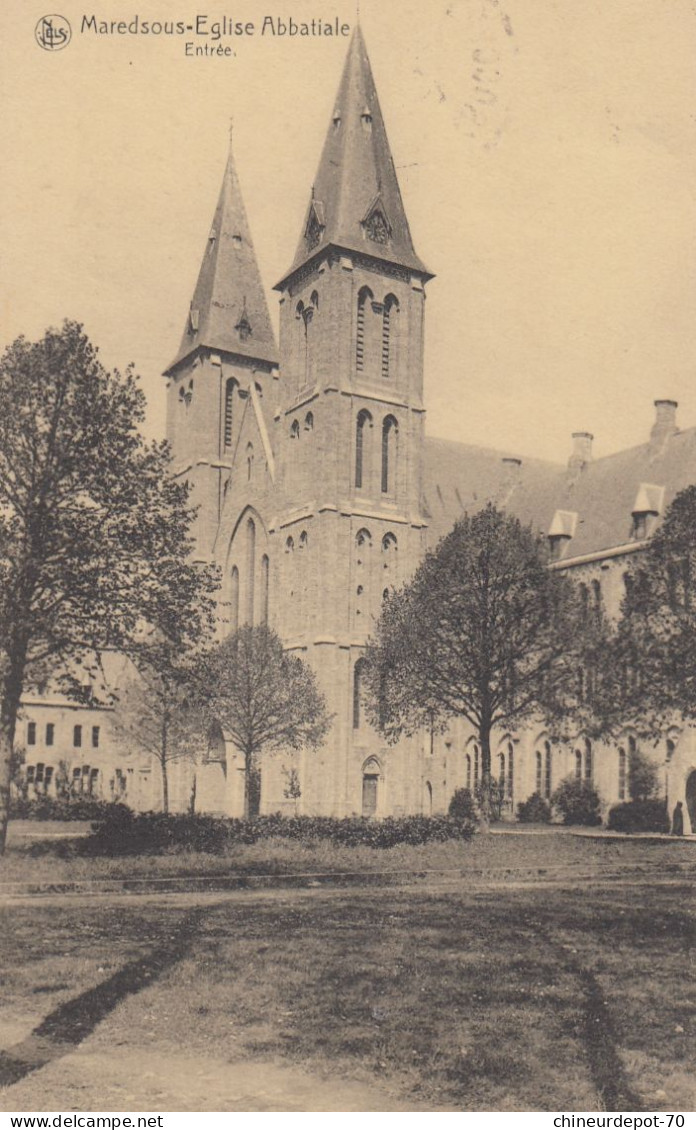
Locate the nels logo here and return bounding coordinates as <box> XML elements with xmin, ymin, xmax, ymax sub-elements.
<box><xmin>35</xmin><ymin>15</ymin><xmax>72</xmax><ymax>50</ymax></box>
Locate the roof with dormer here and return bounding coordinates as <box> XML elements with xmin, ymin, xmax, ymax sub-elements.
<box><xmin>276</xmin><ymin>26</ymin><xmax>431</xmax><ymax>289</ymax></box>
<box><xmin>165</xmin><ymin>133</ymin><xmax>278</xmax><ymax>375</ymax></box>
<box><xmin>423</xmin><ymin>418</ymin><xmax>696</xmax><ymax>561</ymax></box>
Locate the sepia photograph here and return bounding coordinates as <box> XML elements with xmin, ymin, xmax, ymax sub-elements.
<box><xmin>1</xmin><ymin>0</ymin><xmax>695</xmax><ymax>1116</ymax></box>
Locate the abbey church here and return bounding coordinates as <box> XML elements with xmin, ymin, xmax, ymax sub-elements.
<box><xmin>158</xmin><ymin>26</ymin><xmax>696</xmax><ymax>829</ymax></box>
<box><xmin>17</xmin><ymin>28</ymin><xmax>696</xmax><ymax>830</ymax></box>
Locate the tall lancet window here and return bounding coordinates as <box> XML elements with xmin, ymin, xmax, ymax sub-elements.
<box><xmin>224</xmin><ymin>378</ymin><xmax>236</xmax><ymax>448</ymax></box>
<box><xmin>356</xmin><ymin>287</ymin><xmax>372</xmax><ymax>373</ymax></box>
<box><xmin>260</xmin><ymin>555</ymin><xmax>269</xmax><ymax>625</ymax></box>
<box><xmin>355</xmin><ymin>409</ymin><xmax>373</xmax><ymax>490</ymax></box>
<box><xmin>381</xmin><ymin>415</ymin><xmax>398</xmax><ymax>494</ymax></box>
<box><xmin>306</xmin><ymin>291</ymin><xmax>319</xmax><ymax>387</ymax></box>
<box><xmin>230</xmin><ymin>566</ymin><xmax>239</xmax><ymax>634</ymax></box>
<box><xmin>381</xmin><ymin>294</ymin><xmax>399</xmax><ymax>379</ymax></box>
<box><xmin>245</xmin><ymin>517</ymin><xmax>256</xmax><ymax>625</ymax></box>
<box><xmin>296</xmin><ymin>301</ymin><xmax>308</xmax><ymax>393</ymax></box>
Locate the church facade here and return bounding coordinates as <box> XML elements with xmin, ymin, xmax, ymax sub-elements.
<box><xmin>159</xmin><ymin>27</ymin><xmax>696</xmax><ymax>830</ymax></box>
<box><xmin>163</xmin><ymin>27</ymin><xmax>433</xmax><ymax>819</ymax></box>
<box><xmin>18</xmin><ymin>29</ymin><xmax>694</xmax><ymax>829</ymax></box>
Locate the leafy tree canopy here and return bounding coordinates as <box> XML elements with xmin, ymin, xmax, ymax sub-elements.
<box><xmin>200</xmin><ymin>625</ymin><xmax>332</xmax><ymax>817</ymax></box>
<box><xmin>363</xmin><ymin>506</ymin><xmax>592</xmax><ymax>813</ymax></box>
<box><xmin>615</xmin><ymin>485</ymin><xmax>696</xmax><ymax>732</ymax></box>
<box><xmin>0</xmin><ymin>321</ymin><xmax>219</xmax><ymax>850</ymax></box>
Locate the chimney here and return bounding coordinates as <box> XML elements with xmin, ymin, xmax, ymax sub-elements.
<box><xmin>499</xmin><ymin>456</ymin><xmax>522</xmax><ymax>506</ymax></box>
<box><xmin>650</xmin><ymin>399</ymin><xmax>678</xmax><ymax>448</ymax></box>
<box><xmin>568</xmin><ymin>432</ymin><xmax>593</xmax><ymax>471</ymax></box>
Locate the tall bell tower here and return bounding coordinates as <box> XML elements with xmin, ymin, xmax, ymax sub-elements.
<box><xmin>164</xmin><ymin>130</ymin><xmax>278</xmax><ymax>559</ymax></box>
<box><xmin>272</xmin><ymin>27</ymin><xmax>434</xmax><ymax>816</ymax></box>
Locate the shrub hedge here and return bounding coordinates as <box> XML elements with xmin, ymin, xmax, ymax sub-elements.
<box><xmin>86</xmin><ymin>809</ymin><xmax>478</xmax><ymax>856</ymax></box>
<box><xmin>448</xmin><ymin>788</ymin><xmax>478</xmax><ymax>823</ymax></box>
<box><xmin>607</xmin><ymin>799</ymin><xmax>670</xmax><ymax>834</ymax></box>
<box><xmin>10</xmin><ymin>796</ymin><xmax>126</xmax><ymax>822</ymax></box>
<box><xmin>551</xmin><ymin>778</ymin><xmax>603</xmax><ymax>827</ymax></box>
<box><xmin>517</xmin><ymin>792</ymin><xmax>552</xmax><ymax>824</ymax></box>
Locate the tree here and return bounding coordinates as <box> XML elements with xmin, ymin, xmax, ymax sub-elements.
<box><xmin>0</xmin><ymin>322</ymin><xmax>218</xmax><ymax>851</ymax></box>
<box><xmin>201</xmin><ymin>625</ymin><xmax>331</xmax><ymax>818</ymax></box>
<box><xmin>111</xmin><ymin>647</ymin><xmax>205</xmax><ymax>814</ymax></box>
<box><xmin>363</xmin><ymin>506</ymin><xmax>586</xmax><ymax>821</ymax></box>
<box><xmin>615</xmin><ymin>486</ymin><xmax>696</xmax><ymax>732</ymax></box>
<box><xmin>628</xmin><ymin>745</ymin><xmax>659</xmax><ymax>802</ymax></box>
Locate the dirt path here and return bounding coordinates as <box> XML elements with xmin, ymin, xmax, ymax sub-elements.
<box><xmin>1</xmin><ymin>1040</ymin><xmax>435</xmax><ymax>1112</ymax></box>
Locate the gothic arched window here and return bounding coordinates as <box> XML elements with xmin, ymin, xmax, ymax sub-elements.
<box><xmin>245</xmin><ymin>518</ymin><xmax>256</xmax><ymax>624</ymax></box>
<box><xmin>544</xmin><ymin>740</ymin><xmax>552</xmax><ymax>799</ymax></box>
<box><xmin>355</xmin><ymin>529</ymin><xmax>371</xmax><ymax>625</ymax></box>
<box><xmin>290</xmin><ymin>419</ymin><xmax>300</xmax><ymax>440</ymax></box>
<box><xmin>356</xmin><ymin>287</ymin><xmax>373</xmax><ymax>373</ymax></box>
<box><xmin>356</xmin><ymin>528</ymin><xmax>371</xmax><ymax>555</ymax></box>
<box><xmin>230</xmin><ymin>565</ymin><xmax>240</xmax><ymax>634</ymax></box>
<box><xmin>381</xmin><ymin>532</ymin><xmax>397</xmax><ymax>580</ymax></box>
<box><xmin>304</xmin><ymin>411</ymin><xmax>314</xmax><ymax>432</ymax></box>
<box><xmin>381</xmin><ymin>415</ymin><xmax>398</xmax><ymax>494</ymax></box>
<box><xmin>355</xmin><ymin>409</ymin><xmax>373</xmax><ymax>489</ymax></box>
<box><xmin>224</xmin><ymin>378</ymin><xmax>237</xmax><ymax>447</ymax></box>
<box><xmin>260</xmin><ymin>555</ymin><xmax>269</xmax><ymax>626</ymax></box>
<box><xmin>246</xmin><ymin>443</ymin><xmax>254</xmax><ymax>482</ymax></box>
<box><xmin>536</xmin><ymin>750</ymin><xmax>542</xmax><ymax>794</ymax></box>
<box><xmin>381</xmin><ymin>294</ymin><xmax>399</xmax><ymax>379</ymax></box>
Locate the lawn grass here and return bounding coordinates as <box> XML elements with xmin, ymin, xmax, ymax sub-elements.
<box><xmin>2</xmin><ymin>823</ymin><xmax>694</xmax><ymax>887</ymax></box>
<box><xmin>2</xmin><ymin>878</ymin><xmax>694</xmax><ymax>1110</ymax></box>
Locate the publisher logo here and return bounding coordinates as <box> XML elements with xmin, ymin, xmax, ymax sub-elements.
<box><xmin>35</xmin><ymin>15</ymin><xmax>72</xmax><ymax>51</ymax></box>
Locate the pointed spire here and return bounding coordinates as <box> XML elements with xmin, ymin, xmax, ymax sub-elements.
<box><xmin>277</xmin><ymin>26</ymin><xmax>431</xmax><ymax>288</ymax></box>
<box><xmin>166</xmin><ymin>132</ymin><xmax>277</xmax><ymax>374</ymax></box>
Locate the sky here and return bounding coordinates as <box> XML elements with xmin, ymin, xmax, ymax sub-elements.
<box><xmin>2</xmin><ymin>0</ymin><xmax>695</xmax><ymax>464</ymax></box>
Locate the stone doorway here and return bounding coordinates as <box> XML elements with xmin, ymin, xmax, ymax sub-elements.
<box><xmin>362</xmin><ymin>774</ymin><xmax>378</xmax><ymax>817</ymax></box>
<box><xmin>361</xmin><ymin>756</ymin><xmax>381</xmax><ymax>817</ymax></box>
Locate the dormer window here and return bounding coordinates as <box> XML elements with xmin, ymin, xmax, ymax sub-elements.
<box><xmin>304</xmin><ymin>201</ymin><xmax>325</xmax><ymax>251</ymax></box>
<box><xmin>360</xmin><ymin>106</ymin><xmax>373</xmax><ymax>132</ymax></box>
<box><xmin>631</xmin><ymin>483</ymin><xmax>664</xmax><ymax>541</ymax></box>
<box><xmin>548</xmin><ymin>510</ymin><xmax>578</xmax><ymax>562</ymax></box>
<box><xmin>365</xmin><ymin>210</ymin><xmax>390</xmax><ymax>245</ymax></box>
<box><xmin>235</xmin><ymin>298</ymin><xmax>252</xmax><ymax>342</ymax></box>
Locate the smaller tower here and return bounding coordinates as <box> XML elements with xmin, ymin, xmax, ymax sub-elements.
<box><xmin>164</xmin><ymin>129</ymin><xmax>278</xmax><ymax>557</ymax></box>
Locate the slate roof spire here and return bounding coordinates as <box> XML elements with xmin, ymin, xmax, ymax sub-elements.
<box><xmin>276</xmin><ymin>25</ymin><xmax>431</xmax><ymax>288</ymax></box>
<box><xmin>166</xmin><ymin>128</ymin><xmax>277</xmax><ymax>374</ymax></box>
